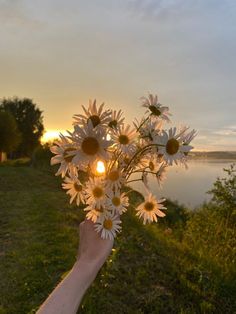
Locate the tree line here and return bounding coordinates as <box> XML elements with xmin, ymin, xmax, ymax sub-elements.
<box><xmin>0</xmin><ymin>97</ymin><xmax>44</xmax><ymax>158</ymax></box>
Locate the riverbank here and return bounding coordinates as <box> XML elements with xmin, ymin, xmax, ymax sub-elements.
<box><xmin>189</xmin><ymin>151</ymin><xmax>236</xmax><ymax>160</ymax></box>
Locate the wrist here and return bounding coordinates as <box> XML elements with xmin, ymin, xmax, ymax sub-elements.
<box><xmin>73</xmin><ymin>258</ymin><xmax>100</xmax><ymax>282</ymax></box>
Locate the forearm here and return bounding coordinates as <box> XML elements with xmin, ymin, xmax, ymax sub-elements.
<box><xmin>37</xmin><ymin>259</ymin><xmax>99</xmax><ymax>314</ymax></box>
<box><xmin>37</xmin><ymin>219</ymin><xmax>113</xmax><ymax>314</ymax></box>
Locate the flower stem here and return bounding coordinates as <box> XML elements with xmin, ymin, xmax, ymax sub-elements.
<box><xmin>108</xmin><ymin>149</ymin><xmax>121</xmax><ymax>172</ymax></box>
<box><xmin>126</xmin><ymin>178</ymin><xmax>143</xmax><ymax>184</ymax></box>
<box><xmin>125</xmin><ymin>143</ymin><xmax>165</xmax><ymax>178</ymax></box>
<box><xmin>136</xmin><ymin>115</ymin><xmax>150</xmax><ymax>132</ymax></box>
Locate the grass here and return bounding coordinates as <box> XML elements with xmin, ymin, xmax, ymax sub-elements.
<box><xmin>0</xmin><ymin>165</ymin><xmax>235</xmax><ymax>313</ymax></box>
<box><xmin>0</xmin><ymin>166</ymin><xmax>82</xmax><ymax>314</ymax></box>
<box><xmin>80</xmin><ymin>211</ymin><xmax>235</xmax><ymax>313</ymax></box>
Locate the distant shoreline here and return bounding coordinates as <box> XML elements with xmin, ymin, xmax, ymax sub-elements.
<box><xmin>189</xmin><ymin>151</ymin><xmax>236</xmax><ymax>160</ymax></box>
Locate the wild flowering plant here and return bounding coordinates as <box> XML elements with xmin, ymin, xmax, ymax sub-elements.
<box><xmin>50</xmin><ymin>94</ymin><xmax>196</xmax><ymax>239</ymax></box>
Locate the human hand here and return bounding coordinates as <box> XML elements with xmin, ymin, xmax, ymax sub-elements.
<box><xmin>77</xmin><ymin>219</ymin><xmax>114</xmax><ymax>273</ymax></box>
<box><xmin>37</xmin><ymin>219</ymin><xmax>113</xmax><ymax>314</ymax></box>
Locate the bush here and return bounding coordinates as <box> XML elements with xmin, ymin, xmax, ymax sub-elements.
<box><xmin>184</xmin><ymin>204</ymin><xmax>236</xmax><ymax>275</ymax></box>
<box><xmin>0</xmin><ymin>110</ymin><xmax>21</xmax><ymax>153</ymax></box>
<box><xmin>160</xmin><ymin>199</ymin><xmax>190</xmax><ymax>228</ymax></box>
<box><xmin>31</xmin><ymin>144</ymin><xmax>53</xmax><ymax>170</ymax></box>
<box><xmin>207</xmin><ymin>163</ymin><xmax>236</xmax><ymax>224</ymax></box>
<box><xmin>184</xmin><ymin>164</ymin><xmax>236</xmax><ymax>273</ymax></box>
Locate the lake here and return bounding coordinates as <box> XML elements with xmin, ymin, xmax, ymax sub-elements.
<box><xmin>130</xmin><ymin>159</ymin><xmax>235</xmax><ymax>209</ymax></box>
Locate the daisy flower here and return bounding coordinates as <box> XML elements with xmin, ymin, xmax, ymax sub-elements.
<box><xmin>182</xmin><ymin>129</ymin><xmax>197</xmax><ymax>146</ymax></box>
<box><xmin>111</xmin><ymin>125</ymin><xmax>137</xmax><ymax>155</ymax></box>
<box><xmin>85</xmin><ymin>177</ymin><xmax>108</xmax><ymax>209</ymax></box>
<box><xmin>179</xmin><ymin>128</ymin><xmax>197</xmax><ymax>168</ymax></box>
<box><xmin>71</xmin><ymin>121</ymin><xmax>112</xmax><ymax>167</ymax></box>
<box><xmin>73</xmin><ymin>99</ymin><xmax>111</xmax><ymax>128</ymax></box>
<box><xmin>106</xmin><ymin>167</ymin><xmax>125</xmax><ymax>191</ymax></box>
<box><xmin>155</xmin><ymin>127</ymin><xmax>193</xmax><ymax>166</ymax></box>
<box><xmin>155</xmin><ymin>162</ymin><xmax>168</xmax><ymax>187</ymax></box>
<box><xmin>134</xmin><ymin>117</ymin><xmax>162</xmax><ymax>142</ymax></box>
<box><xmin>94</xmin><ymin>212</ymin><xmax>122</xmax><ymax>240</ymax></box>
<box><xmin>84</xmin><ymin>205</ymin><xmax>107</xmax><ymax>223</ymax></box>
<box><xmin>136</xmin><ymin>193</ymin><xmax>166</xmax><ymax>224</ymax></box>
<box><xmin>141</xmin><ymin>93</ymin><xmax>171</xmax><ymax>122</ymax></box>
<box><xmin>50</xmin><ymin>134</ymin><xmax>77</xmax><ymax>177</ymax></box>
<box><xmin>106</xmin><ymin>190</ymin><xmax>129</xmax><ymax>215</ymax></box>
<box><xmin>140</xmin><ymin>155</ymin><xmax>168</xmax><ymax>186</ymax></box>
<box><xmin>108</xmin><ymin>109</ymin><xmax>125</xmax><ymax>130</ymax></box>
<box><xmin>140</xmin><ymin>153</ymin><xmax>161</xmax><ymax>173</ymax></box>
<box><xmin>62</xmin><ymin>175</ymin><xmax>86</xmax><ymax>206</ymax></box>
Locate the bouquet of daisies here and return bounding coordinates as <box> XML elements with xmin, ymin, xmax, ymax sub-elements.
<box><xmin>50</xmin><ymin>94</ymin><xmax>196</xmax><ymax>240</ymax></box>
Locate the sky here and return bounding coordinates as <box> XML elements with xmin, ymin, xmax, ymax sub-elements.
<box><xmin>0</xmin><ymin>0</ymin><xmax>236</xmax><ymax>151</ymax></box>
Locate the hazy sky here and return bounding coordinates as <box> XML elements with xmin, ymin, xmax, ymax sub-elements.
<box><xmin>0</xmin><ymin>0</ymin><xmax>236</xmax><ymax>150</ymax></box>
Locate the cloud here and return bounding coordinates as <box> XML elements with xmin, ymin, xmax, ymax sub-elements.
<box><xmin>192</xmin><ymin>127</ymin><xmax>236</xmax><ymax>151</ymax></box>
<box><xmin>128</xmin><ymin>0</ymin><xmax>197</xmax><ymax>19</ymax></box>
<box><xmin>127</xmin><ymin>0</ymin><xmax>234</xmax><ymax>21</ymax></box>
<box><xmin>0</xmin><ymin>0</ymin><xmax>41</xmax><ymax>27</ymax></box>
<box><xmin>212</xmin><ymin>125</ymin><xmax>236</xmax><ymax>136</ymax></box>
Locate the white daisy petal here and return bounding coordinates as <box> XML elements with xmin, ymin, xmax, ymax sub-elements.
<box><xmin>62</xmin><ymin>174</ymin><xmax>86</xmax><ymax>206</ymax></box>
<box><xmin>111</xmin><ymin>125</ymin><xmax>137</xmax><ymax>155</ymax></box>
<box><xmin>94</xmin><ymin>212</ymin><xmax>122</xmax><ymax>240</ymax></box>
<box><xmin>136</xmin><ymin>193</ymin><xmax>166</xmax><ymax>224</ymax></box>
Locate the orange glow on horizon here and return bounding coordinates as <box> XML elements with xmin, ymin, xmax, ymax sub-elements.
<box><xmin>41</xmin><ymin>129</ymin><xmax>71</xmax><ymax>143</ymax></box>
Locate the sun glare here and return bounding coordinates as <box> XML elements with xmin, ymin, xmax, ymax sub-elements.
<box><xmin>96</xmin><ymin>160</ymin><xmax>105</xmax><ymax>174</ymax></box>
<box><xmin>41</xmin><ymin>130</ymin><xmax>68</xmax><ymax>143</ymax></box>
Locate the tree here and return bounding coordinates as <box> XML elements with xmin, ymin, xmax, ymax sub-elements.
<box><xmin>0</xmin><ymin>111</ymin><xmax>21</xmax><ymax>154</ymax></box>
<box><xmin>0</xmin><ymin>97</ymin><xmax>44</xmax><ymax>157</ymax></box>
<box><xmin>207</xmin><ymin>164</ymin><xmax>236</xmax><ymax>224</ymax></box>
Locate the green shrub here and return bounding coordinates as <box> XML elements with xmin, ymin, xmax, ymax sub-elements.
<box><xmin>160</xmin><ymin>199</ymin><xmax>190</xmax><ymax>228</ymax></box>
<box><xmin>184</xmin><ymin>164</ymin><xmax>236</xmax><ymax>273</ymax></box>
<box><xmin>207</xmin><ymin>163</ymin><xmax>236</xmax><ymax>224</ymax></box>
<box><xmin>32</xmin><ymin>144</ymin><xmax>53</xmax><ymax>170</ymax></box>
<box><xmin>184</xmin><ymin>204</ymin><xmax>236</xmax><ymax>276</ymax></box>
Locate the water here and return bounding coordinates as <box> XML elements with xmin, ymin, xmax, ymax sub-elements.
<box><xmin>130</xmin><ymin>159</ymin><xmax>235</xmax><ymax>209</ymax></box>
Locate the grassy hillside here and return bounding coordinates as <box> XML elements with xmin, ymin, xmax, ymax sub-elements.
<box><xmin>0</xmin><ymin>166</ymin><xmax>81</xmax><ymax>314</ymax></box>
<box><xmin>0</xmin><ymin>165</ymin><xmax>235</xmax><ymax>313</ymax></box>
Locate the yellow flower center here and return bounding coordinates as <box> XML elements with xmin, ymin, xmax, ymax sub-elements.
<box><xmin>92</xmin><ymin>186</ymin><xmax>104</xmax><ymax>198</ymax></box>
<box><xmin>88</xmin><ymin>115</ymin><xmax>101</xmax><ymax>128</ymax></box>
<box><xmin>108</xmin><ymin>120</ymin><xmax>118</xmax><ymax>129</ymax></box>
<box><xmin>149</xmin><ymin>105</ymin><xmax>161</xmax><ymax>116</ymax></box>
<box><xmin>149</xmin><ymin>161</ymin><xmax>155</xmax><ymax>171</ymax></box>
<box><xmin>63</xmin><ymin>147</ymin><xmax>76</xmax><ymax>163</ymax></box>
<box><xmin>74</xmin><ymin>183</ymin><xmax>83</xmax><ymax>192</ymax></box>
<box><xmin>118</xmin><ymin>134</ymin><xmax>129</xmax><ymax>145</ymax></box>
<box><xmin>112</xmin><ymin>196</ymin><xmax>121</xmax><ymax>207</ymax></box>
<box><xmin>103</xmin><ymin>219</ymin><xmax>113</xmax><ymax>230</ymax></box>
<box><xmin>108</xmin><ymin>170</ymin><xmax>120</xmax><ymax>181</ymax></box>
<box><xmin>144</xmin><ymin>201</ymin><xmax>155</xmax><ymax>211</ymax></box>
<box><xmin>81</xmin><ymin>137</ymin><xmax>100</xmax><ymax>155</ymax></box>
<box><xmin>166</xmin><ymin>138</ymin><xmax>180</xmax><ymax>155</ymax></box>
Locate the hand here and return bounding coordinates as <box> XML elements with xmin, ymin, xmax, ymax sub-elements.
<box><xmin>77</xmin><ymin>219</ymin><xmax>114</xmax><ymax>272</ymax></box>
<box><xmin>37</xmin><ymin>219</ymin><xmax>114</xmax><ymax>314</ymax></box>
